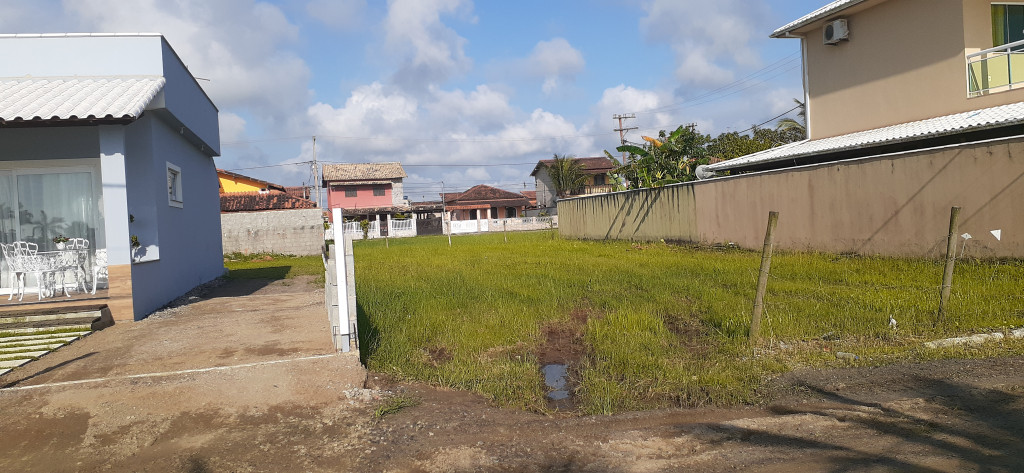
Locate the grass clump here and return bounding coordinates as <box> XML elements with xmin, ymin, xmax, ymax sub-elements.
<box><xmin>373</xmin><ymin>394</ymin><xmax>421</xmax><ymax>419</ymax></box>
<box><xmin>353</xmin><ymin>232</ymin><xmax>1024</xmax><ymax>414</ymax></box>
<box><xmin>224</xmin><ymin>253</ymin><xmax>324</xmax><ymax>284</ymax></box>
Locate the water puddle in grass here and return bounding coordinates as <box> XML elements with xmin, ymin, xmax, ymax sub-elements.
<box><xmin>542</xmin><ymin>363</ymin><xmax>569</xmax><ymax>400</ymax></box>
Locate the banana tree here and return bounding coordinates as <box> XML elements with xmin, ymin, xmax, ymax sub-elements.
<box><xmin>612</xmin><ymin>125</ymin><xmax>710</xmax><ymax>189</ymax></box>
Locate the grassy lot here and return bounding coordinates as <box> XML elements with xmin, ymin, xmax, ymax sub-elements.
<box><xmin>352</xmin><ymin>232</ymin><xmax>1024</xmax><ymax>414</ymax></box>
<box><xmin>223</xmin><ymin>253</ymin><xmax>324</xmax><ymax>284</ymax></box>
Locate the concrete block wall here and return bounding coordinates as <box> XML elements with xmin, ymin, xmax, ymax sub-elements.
<box><xmin>221</xmin><ymin>208</ymin><xmax>324</xmax><ymax>256</ymax></box>
<box><xmin>558</xmin><ymin>137</ymin><xmax>1024</xmax><ymax>258</ymax></box>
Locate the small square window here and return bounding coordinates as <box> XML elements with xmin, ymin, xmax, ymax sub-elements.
<box><xmin>373</xmin><ymin>186</ymin><xmax>386</xmax><ymax>197</ymax></box>
<box><xmin>345</xmin><ymin>188</ymin><xmax>357</xmax><ymax>198</ymax></box>
<box><xmin>167</xmin><ymin>162</ymin><xmax>183</xmax><ymax>208</ymax></box>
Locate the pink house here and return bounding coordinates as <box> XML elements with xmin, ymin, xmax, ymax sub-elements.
<box><xmin>321</xmin><ymin>162</ymin><xmax>408</xmax><ymax>221</ymax></box>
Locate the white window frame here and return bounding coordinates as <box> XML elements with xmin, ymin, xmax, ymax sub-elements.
<box><xmin>167</xmin><ymin>162</ymin><xmax>183</xmax><ymax>208</ymax></box>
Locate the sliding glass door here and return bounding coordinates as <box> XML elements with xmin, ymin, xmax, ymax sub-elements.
<box><xmin>0</xmin><ymin>172</ymin><xmax>14</xmax><ymax>244</ymax></box>
<box><xmin>16</xmin><ymin>172</ymin><xmax>98</xmax><ymax>251</ymax></box>
<box><xmin>0</xmin><ymin>167</ymin><xmax>102</xmax><ymax>251</ymax></box>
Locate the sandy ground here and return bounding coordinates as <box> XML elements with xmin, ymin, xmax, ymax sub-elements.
<box><xmin>1</xmin><ymin>276</ymin><xmax>1023</xmax><ymax>472</ymax></box>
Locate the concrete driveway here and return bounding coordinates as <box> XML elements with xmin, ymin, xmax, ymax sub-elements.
<box><xmin>0</xmin><ymin>276</ymin><xmax>369</xmax><ymax>472</ymax></box>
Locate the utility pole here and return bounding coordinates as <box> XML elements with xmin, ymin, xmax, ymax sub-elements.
<box><xmin>311</xmin><ymin>135</ymin><xmax>321</xmax><ymax>208</ymax></box>
<box><xmin>613</xmin><ymin>113</ymin><xmax>637</xmax><ymax>164</ymax></box>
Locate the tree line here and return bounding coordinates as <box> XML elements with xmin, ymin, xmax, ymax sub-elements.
<box><xmin>545</xmin><ymin>100</ymin><xmax>806</xmax><ymax>195</ymax></box>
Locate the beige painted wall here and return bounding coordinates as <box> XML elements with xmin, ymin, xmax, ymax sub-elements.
<box><xmin>558</xmin><ymin>186</ymin><xmax>699</xmax><ymax>242</ymax></box>
<box><xmin>801</xmin><ymin>0</ymin><xmax>1024</xmax><ymax>139</ymax></box>
<box><xmin>559</xmin><ymin>138</ymin><xmax>1024</xmax><ymax>258</ymax></box>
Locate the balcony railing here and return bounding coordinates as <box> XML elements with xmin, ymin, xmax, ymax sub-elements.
<box><xmin>967</xmin><ymin>38</ymin><xmax>1024</xmax><ymax>97</ymax></box>
<box><xmin>570</xmin><ymin>185</ymin><xmax>615</xmax><ymax>196</ymax></box>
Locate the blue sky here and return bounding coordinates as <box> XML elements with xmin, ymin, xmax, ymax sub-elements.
<box><xmin>1</xmin><ymin>0</ymin><xmax>826</xmax><ymax>200</ymax></box>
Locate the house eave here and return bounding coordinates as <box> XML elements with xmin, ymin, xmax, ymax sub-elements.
<box><xmin>723</xmin><ymin>125</ymin><xmax>1024</xmax><ymax>174</ymax></box>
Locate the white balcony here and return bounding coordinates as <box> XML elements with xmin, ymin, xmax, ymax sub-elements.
<box><xmin>967</xmin><ymin>38</ymin><xmax>1024</xmax><ymax>97</ymax></box>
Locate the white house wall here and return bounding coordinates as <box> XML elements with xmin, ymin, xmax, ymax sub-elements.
<box><xmin>535</xmin><ymin>170</ymin><xmax>557</xmax><ymax>209</ymax></box>
<box><xmin>0</xmin><ymin>127</ymin><xmax>107</xmax><ymax>250</ymax></box>
<box><xmin>0</xmin><ymin>127</ymin><xmax>101</xmax><ymax>161</ymax></box>
<box><xmin>125</xmin><ymin>114</ymin><xmax>224</xmax><ymax>318</ymax></box>
<box><xmin>0</xmin><ymin>35</ymin><xmax>164</xmax><ymax>77</ymax></box>
<box><xmin>158</xmin><ymin>40</ymin><xmax>220</xmax><ymax>155</ymax></box>
<box><xmin>0</xmin><ymin>35</ymin><xmax>220</xmax><ymax>158</ymax></box>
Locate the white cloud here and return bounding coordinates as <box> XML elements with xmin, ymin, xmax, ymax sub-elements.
<box><xmin>426</xmin><ymin>85</ymin><xmax>515</xmax><ymax>132</ymax></box>
<box><xmin>305</xmin><ymin>0</ymin><xmax>366</xmax><ymax>31</ymax></box>
<box><xmin>525</xmin><ymin>38</ymin><xmax>584</xmax><ymax>94</ymax></box>
<box><xmin>59</xmin><ymin>0</ymin><xmax>311</xmax><ymax>125</ymax></box>
<box><xmin>383</xmin><ymin>0</ymin><xmax>475</xmax><ymax>89</ymax></box>
<box><xmin>218</xmin><ymin>112</ymin><xmax>248</xmax><ymax>143</ymax></box>
<box><xmin>593</xmin><ymin>85</ymin><xmax>675</xmax><ymax>133</ymax></box>
<box><xmin>640</xmin><ymin>0</ymin><xmax>769</xmax><ymax>88</ymax></box>
<box><xmin>307</xmin><ymin>82</ymin><xmax>594</xmax><ymax>170</ymax></box>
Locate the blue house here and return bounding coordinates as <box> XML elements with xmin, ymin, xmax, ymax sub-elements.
<box><xmin>0</xmin><ymin>33</ymin><xmax>224</xmax><ymax>320</ymax></box>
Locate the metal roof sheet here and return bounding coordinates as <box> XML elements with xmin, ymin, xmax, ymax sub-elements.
<box><xmin>771</xmin><ymin>0</ymin><xmax>868</xmax><ymax>38</ymax></box>
<box><xmin>0</xmin><ymin>76</ymin><xmax>165</xmax><ymax>124</ymax></box>
<box><xmin>706</xmin><ymin>101</ymin><xmax>1024</xmax><ymax>171</ymax></box>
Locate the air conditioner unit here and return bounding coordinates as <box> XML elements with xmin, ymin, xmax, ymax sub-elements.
<box><xmin>823</xmin><ymin>19</ymin><xmax>849</xmax><ymax>45</ymax></box>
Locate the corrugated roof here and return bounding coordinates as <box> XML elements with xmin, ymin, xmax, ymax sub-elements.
<box><xmin>771</xmin><ymin>0</ymin><xmax>868</xmax><ymax>38</ymax></box>
<box><xmin>0</xmin><ymin>76</ymin><xmax>165</xmax><ymax>124</ymax></box>
<box><xmin>322</xmin><ymin>162</ymin><xmax>407</xmax><ymax>182</ymax></box>
<box><xmin>706</xmin><ymin>101</ymin><xmax>1024</xmax><ymax>172</ymax></box>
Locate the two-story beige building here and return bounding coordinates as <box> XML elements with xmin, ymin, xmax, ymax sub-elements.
<box><xmin>708</xmin><ymin>0</ymin><xmax>1024</xmax><ymax>173</ymax></box>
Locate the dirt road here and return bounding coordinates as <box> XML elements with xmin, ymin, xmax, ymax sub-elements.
<box><xmin>1</xmin><ymin>277</ymin><xmax>1022</xmax><ymax>472</ymax></box>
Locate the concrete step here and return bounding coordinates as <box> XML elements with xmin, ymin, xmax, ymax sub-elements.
<box><xmin>0</xmin><ymin>350</ymin><xmax>47</xmax><ymax>360</ymax></box>
<box><xmin>0</xmin><ymin>305</ymin><xmax>110</xmax><ymax>376</ymax></box>
<box><xmin>0</xmin><ymin>343</ymin><xmax>65</xmax><ymax>355</ymax></box>
<box><xmin>0</xmin><ymin>309</ymin><xmax>103</xmax><ymax>325</ymax></box>
<box><xmin>0</xmin><ymin>323</ymin><xmax>94</xmax><ymax>335</ymax></box>
<box><xmin>0</xmin><ymin>358</ymin><xmax>32</xmax><ymax>369</ymax></box>
<box><xmin>0</xmin><ymin>332</ymin><xmax>88</xmax><ymax>344</ymax></box>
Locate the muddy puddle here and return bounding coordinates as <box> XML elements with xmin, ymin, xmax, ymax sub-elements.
<box><xmin>542</xmin><ymin>363</ymin><xmax>569</xmax><ymax>400</ymax></box>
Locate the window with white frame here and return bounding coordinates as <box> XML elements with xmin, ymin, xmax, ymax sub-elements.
<box><xmin>167</xmin><ymin>162</ymin><xmax>183</xmax><ymax>207</ymax></box>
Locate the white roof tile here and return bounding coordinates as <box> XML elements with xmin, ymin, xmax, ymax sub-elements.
<box><xmin>707</xmin><ymin>101</ymin><xmax>1024</xmax><ymax>171</ymax></box>
<box><xmin>0</xmin><ymin>76</ymin><xmax>165</xmax><ymax>124</ymax></box>
<box><xmin>772</xmin><ymin>0</ymin><xmax>867</xmax><ymax>38</ymax></box>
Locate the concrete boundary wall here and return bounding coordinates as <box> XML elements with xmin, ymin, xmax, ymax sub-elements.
<box><xmin>559</xmin><ymin>137</ymin><xmax>1024</xmax><ymax>258</ymax></box>
<box><xmin>221</xmin><ymin>208</ymin><xmax>324</xmax><ymax>256</ymax></box>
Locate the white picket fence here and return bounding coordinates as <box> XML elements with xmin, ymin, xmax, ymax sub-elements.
<box><xmin>325</xmin><ymin>215</ymin><xmax>557</xmax><ymax>240</ymax></box>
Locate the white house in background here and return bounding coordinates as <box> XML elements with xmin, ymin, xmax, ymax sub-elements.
<box><xmin>0</xmin><ymin>33</ymin><xmax>224</xmax><ymax>321</ymax></box>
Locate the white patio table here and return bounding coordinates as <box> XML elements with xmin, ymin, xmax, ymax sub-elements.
<box><xmin>6</xmin><ymin>249</ymin><xmax>88</xmax><ymax>301</ymax></box>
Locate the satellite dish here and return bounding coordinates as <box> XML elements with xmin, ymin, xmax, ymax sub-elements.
<box><xmin>695</xmin><ymin>165</ymin><xmax>716</xmax><ymax>180</ymax></box>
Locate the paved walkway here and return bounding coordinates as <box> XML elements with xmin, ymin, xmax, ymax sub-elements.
<box><xmin>0</xmin><ymin>277</ymin><xmax>367</xmax><ymax>472</ymax></box>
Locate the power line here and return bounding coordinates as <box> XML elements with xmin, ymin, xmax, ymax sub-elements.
<box><xmin>225</xmin><ymin>161</ymin><xmax>312</xmax><ymax>172</ymax></box>
<box><xmin>729</xmin><ymin>104</ymin><xmax>804</xmax><ymax>135</ymax></box>
<box><xmin>320</xmin><ymin>160</ymin><xmax>537</xmax><ymax>168</ymax></box>
<box><xmin>628</xmin><ymin>53</ymin><xmax>801</xmax><ymax>115</ymax></box>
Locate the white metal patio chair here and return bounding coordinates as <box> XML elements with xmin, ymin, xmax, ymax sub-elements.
<box><xmin>69</xmin><ymin>238</ymin><xmax>89</xmax><ymax>249</ymax></box>
<box><xmin>13</xmin><ymin>241</ymin><xmax>37</xmax><ymax>256</ymax></box>
<box><xmin>92</xmin><ymin>249</ymin><xmax>108</xmax><ymax>295</ymax></box>
<box><xmin>0</xmin><ymin>243</ymin><xmax>26</xmax><ymax>301</ymax></box>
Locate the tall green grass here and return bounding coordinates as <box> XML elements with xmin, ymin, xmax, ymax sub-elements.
<box><xmin>224</xmin><ymin>253</ymin><xmax>325</xmax><ymax>283</ymax></box>
<box><xmin>353</xmin><ymin>232</ymin><xmax>1024</xmax><ymax>414</ymax></box>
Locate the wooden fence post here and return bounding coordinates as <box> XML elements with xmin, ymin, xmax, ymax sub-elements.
<box><xmin>938</xmin><ymin>206</ymin><xmax>962</xmax><ymax>323</ymax></box>
<box><xmin>750</xmin><ymin>211</ymin><xmax>779</xmax><ymax>341</ymax></box>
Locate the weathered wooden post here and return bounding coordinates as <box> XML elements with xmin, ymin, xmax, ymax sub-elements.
<box><xmin>750</xmin><ymin>211</ymin><xmax>779</xmax><ymax>341</ymax></box>
<box><xmin>938</xmin><ymin>206</ymin><xmax>961</xmax><ymax>323</ymax></box>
